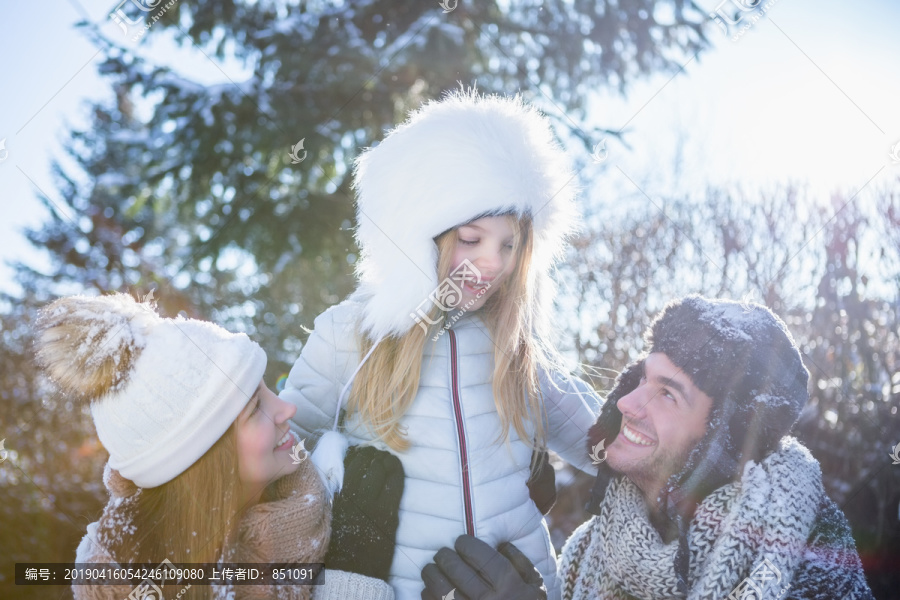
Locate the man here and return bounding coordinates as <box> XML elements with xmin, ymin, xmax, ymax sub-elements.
<box><xmin>421</xmin><ymin>296</ymin><xmax>874</xmax><ymax>600</ymax></box>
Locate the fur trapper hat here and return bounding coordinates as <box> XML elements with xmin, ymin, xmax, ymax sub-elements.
<box><xmin>352</xmin><ymin>89</ymin><xmax>578</xmax><ymax>340</ymax></box>
<box><xmin>587</xmin><ymin>296</ymin><xmax>809</xmax><ymax>514</ymax></box>
<box><xmin>35</xmin><ymin>293</ymin><xmax>266</xmax><ymax>488</ymax></box>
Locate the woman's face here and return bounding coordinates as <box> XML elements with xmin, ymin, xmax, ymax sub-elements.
<box><xmin>235</xmin><ymin>380</ymin><xmax>300</xmax><ymax>502</ymax></box>
<box><xmin>449</xmin><ymin>216</ymin><xmax>518</xmax><ymax>312</ymax></box>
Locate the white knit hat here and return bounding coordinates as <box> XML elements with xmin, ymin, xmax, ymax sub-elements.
<box><xmin>35</xmin><ymin>293</ymin><xmax>266</xmax><ymax>488</ymax></box>
<box><xmin>352</xmin><ymin>90</ymin><xmax>579</xmax><ymax>340</ymax></box>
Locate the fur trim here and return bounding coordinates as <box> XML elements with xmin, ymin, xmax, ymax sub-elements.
<box><xmin>352</xmin><ymin>90</ymin><xmax>579</xmax><ymax>339</ymax></box>
<box><xmin>311</xmin><ymin>430</ymin><xmax>350</xmax><ymax>498</ymax></box>
<box><xmin>103</xmin><ymin>462</ymin><xmax>139</xmax><ymax>498</ymax></box>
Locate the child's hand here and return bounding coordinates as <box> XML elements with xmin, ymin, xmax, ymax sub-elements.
<box><xmin>324</xmin><ymin>446</ymin><xmax>404</xmax><ymax>582</ymax></box>
<box><xmin>526</xmin><ymin>450</ymin><xmax>557</xmax><ymax>515</ymax></box>
<box><xmin>421</xmin><ymin>534</ymin><xmax>547</xmax><ymax>600</ymax></box>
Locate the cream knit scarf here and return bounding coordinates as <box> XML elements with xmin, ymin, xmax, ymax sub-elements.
<box><xmin>561</xmin><ymin>438</ymin><xmax>823</xmax><ymax>600</ymax></box>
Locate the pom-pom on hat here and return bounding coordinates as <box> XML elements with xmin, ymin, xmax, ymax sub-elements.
<box><xmin>352</xmin><ymin>89</ymin><xmax>579</xmax><ymax>340</ymax></box>
<box><xmin>35</xmin><ymin>293</ymin><xmax>266</xmax><ymax>488</ymax></box>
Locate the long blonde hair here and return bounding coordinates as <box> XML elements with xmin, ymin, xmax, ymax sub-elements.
<box><xmin>96</xmin><ymin>426</ymin><xmax>246</xmax><ymax>599</ymax></box>
<box><xmin>348</xmin><ymin>214</ymin><xmax>547</xmax><ymax>452</ymax></box>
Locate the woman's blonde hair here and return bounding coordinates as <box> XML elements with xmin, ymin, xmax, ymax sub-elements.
<box><xmin>96</xmin><ymin>426</ymin><xmax>246</xmax><ymax>599</ymax></box>
<box><xmin>348</xmin><ymin>214</ymin><xmax>548</xmax><ymax>452</ymax></box>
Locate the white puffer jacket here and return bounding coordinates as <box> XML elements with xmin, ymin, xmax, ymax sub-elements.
<box><xmin>282</xmin><ymin>300</ymin><xmax>601</xmax><ymax>600</ymax></box>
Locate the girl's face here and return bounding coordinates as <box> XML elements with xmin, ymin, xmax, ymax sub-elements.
<box><xmin>450</xmin><ymin>216</ymin><xmax>518</xmax><ymax>312</ymax></box>
<box><xmin>235</xmin><ymin>380</ymin><xmax>300</xmax><ymax>502</ymax></box>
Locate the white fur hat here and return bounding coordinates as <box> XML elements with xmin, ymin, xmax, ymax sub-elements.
<box><xmin>35</xmin><ymin>294</ymin><xmax>266</xmax><ymax>488</ymax></box>
<box><xmin>352</xmin><ymin>90</ymin><xmax>579</xmax><ymax>340</ymax></box>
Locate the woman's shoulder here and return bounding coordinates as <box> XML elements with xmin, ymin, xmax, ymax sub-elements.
<box><xmin>73</xmin><ymin>523</ymin><xmax>127</xmax><ymax>592</ymax></box>
<box><xmin>75</xmin><ymin>522</ymin><xmax>109</xmax><ymax>563</ymax></box>
<box><xmin>72</xmin><ymin>523</ymin><xmax>145</xmax><ymax>600</ymax></box>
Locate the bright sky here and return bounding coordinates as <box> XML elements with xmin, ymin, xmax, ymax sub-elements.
<box><xmin>586</xmin><ymin>0</ymin><xmax>900</xmax><ymax>207</ymax></box>
<box><xmin>0</xmin><ymin>0</ymin><xmax>898</xmax><ymax>294</ymax></box>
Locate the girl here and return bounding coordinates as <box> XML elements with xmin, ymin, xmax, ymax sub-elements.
<box><xmin>35</xmin><ymin>293</ymin><xmax>402</xmax><ymax>600</ymax></box>
<box><xmin>281</xmin><ymin>91</ymin><xmax>602</xmax><ymax>600</ymax></box>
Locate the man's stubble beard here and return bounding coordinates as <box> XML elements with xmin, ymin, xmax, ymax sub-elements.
<box><xmin>607</xmin><ymin>425</ymin><xmax>704</xmax><ymax>501</ymax></box>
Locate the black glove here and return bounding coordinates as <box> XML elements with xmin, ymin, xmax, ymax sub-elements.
<box><xmin>526</xmin><ymin>450</ymin><xmax>557</xmax><ymax>515</ymax></box>
<box><xmin>324</xmin><ymin>445</ymin><xmax>404</xmax><ymax>582</ymax></box>
<box><xmin>421</xmin><ymin>534</ymin><xmax>547</xmax><ymax>600</ymax></box>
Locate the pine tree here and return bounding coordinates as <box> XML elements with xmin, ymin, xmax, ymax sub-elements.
<box><xmin>1</xmin><ymin>4</ymin><xmax>712</xmax><ymax>591</ymax></box>
<box><xmin>63</xmin><ymin>0</ymin><xmax>710</xmax><ymax>371</ymax></box>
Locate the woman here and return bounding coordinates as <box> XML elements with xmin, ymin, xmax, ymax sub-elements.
<box><xmin>35</xmin><ymin>292</ymin><xmax>401</xmax><ymax>600</ymax></box>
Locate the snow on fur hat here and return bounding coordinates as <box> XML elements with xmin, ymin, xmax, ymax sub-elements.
<box><xmin>352</xmin><ymin>89</ymin><xmax>579</xmax><ymax>340</ymax></box>
<box><xmin>587</xmin><ymin>296</ymin><xmax>809</xmax><ymax>514</ymax></box>
<box><xmin>35</xmin><ymin>293</ymin><xmax>266</xmax><ymax>488</ymax></box>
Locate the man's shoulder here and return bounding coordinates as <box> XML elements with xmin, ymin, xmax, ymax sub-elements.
<box><xmin>807</xmin><ymin>494</ymin><xmax>855</xmax><ymax>546</ymax></box>
<box><xmin>789</xmin><ymin>494</ymin><xmax>874</xmax><ymax>599</ymax></box>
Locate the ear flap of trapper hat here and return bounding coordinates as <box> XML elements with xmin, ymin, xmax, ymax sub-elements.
<box><xmin>585</xmin><ymin>359</ymin><xmax>643</xmax><ymax>514</ymax></box>
<box><xmin>661</xmin><ymin>400</ymin><xmax>740</xmax><ymax>519</ymax></box>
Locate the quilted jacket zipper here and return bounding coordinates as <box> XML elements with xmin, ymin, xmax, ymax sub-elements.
<box><xmin>448</xmin><ymin>329</ymin><xmax>475</xmax><ymax>536</ymax></box>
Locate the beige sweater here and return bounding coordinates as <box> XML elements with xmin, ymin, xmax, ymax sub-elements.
<box><xmin>73</xmin><ymin>460</ymin><xmax>393</xmax><ymax>600</ymax></box>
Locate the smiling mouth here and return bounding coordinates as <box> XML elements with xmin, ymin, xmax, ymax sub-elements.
<box><xmin>274</xmin><ymin>429</ymin><xmax>295</xmax><ymax>451</ymax></box>
<box><xmin>621</xmin><ymin>424</ymin><xmax>655</xmax><ymax>447</ymax></box>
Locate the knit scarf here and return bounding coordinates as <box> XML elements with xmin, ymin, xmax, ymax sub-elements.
<box><xmin>561</xmin><ymin>438</ymin><xmax>823</xmax><ymax>600</ymax></box>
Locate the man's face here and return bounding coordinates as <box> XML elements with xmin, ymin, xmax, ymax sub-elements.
<box><xmin>605</xmin><ymin>352</ymin><xmax>714</xmax><ymax>498</ymax></box>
